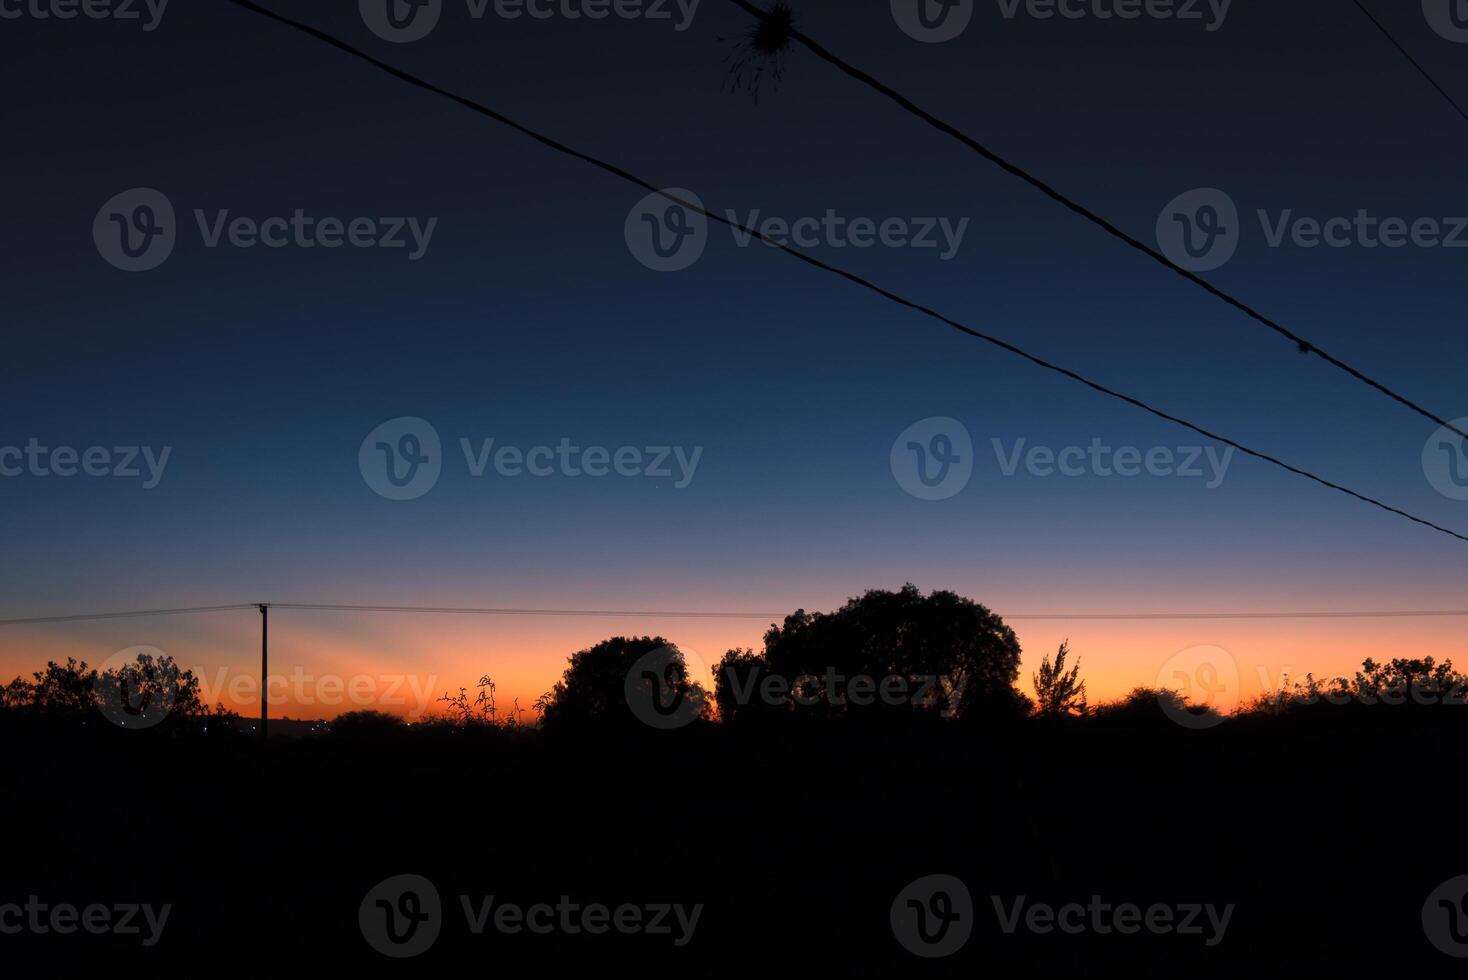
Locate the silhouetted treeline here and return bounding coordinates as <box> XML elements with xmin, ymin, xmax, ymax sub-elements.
<box><xmin>4</xmin><ymin>586</ymin><xmax>1466</xmax><ymax>977</ymax></box>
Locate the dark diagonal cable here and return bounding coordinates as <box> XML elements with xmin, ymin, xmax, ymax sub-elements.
<box><xmin>724</xmin><ymin>0</ymin><xmax>1468</xmax><ymax>441</ymax></box>
<box><xmin>221</xmin><ymin>0</ymin><xmax>1468</xmax><ymax>543</ymax></box>
<box><xmin>1352</xmin><ymin>0</ymin><xmax>1468</xmax><ymax>127</ymax></box>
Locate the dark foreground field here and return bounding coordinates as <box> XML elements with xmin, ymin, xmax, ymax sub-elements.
<box><xmin>2</xmin><ymin>702</ymin><xmax>1463</xmax><ymax>977</ymax></box>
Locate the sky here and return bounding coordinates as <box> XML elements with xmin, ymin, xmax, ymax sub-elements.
<box><xmin>3</xmin><ymin>0</ymin><xmax>1468</xmax><ymax>719</ymax></box>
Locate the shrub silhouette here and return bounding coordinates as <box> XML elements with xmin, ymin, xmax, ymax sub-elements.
<box><xmin>1251</xmin><ymin>656</ymin><xmax>1468</xmax><ymax>715</ymax></box>
<box><xmin>331</xmin><ymin>709</ymin><xmax>407</xmax><ymax>738</ymax></box>
<box><xmin>1090</xmin><ymin>686</ymin><xmax>1221</xmax><ymax>728</ymax></box>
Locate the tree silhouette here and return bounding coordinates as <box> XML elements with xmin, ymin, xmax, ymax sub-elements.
<box><xmin>712</xmin><ymin>647</ymin><xmax>785</xmax><ymax>725</ymax></box>
<box><xmin>1351</xmin><ymin>656</ymin><xmax>1464</xmax><ymax>703</ymax></box>
<box><xmin>0</xmin><ymin>676</ymin><xmax>31</xmax><ymax>709</ymax></box>
<box><xmin>753</xmin><ymin>584</ymin><xmax>1029</xmax><ymax>723</ymax></box>
<box><xmin>540</xmin><ymin>635</ymin><xmax>711</xmax><ymax>730</ymax></box>
<box><xmin>2</xmin><ymin>654</ymin><xmax>209</xmax><ymax>727</ymax></box>
<box><xmin>95</xmin><ymin>650</ymin><xmax>205</xmax><ymax>726</ymax></box>
<box><xmin>28</xmin><ymin>658</ymin><xmax>98</xmax><ymax>714</ymax></box>
<box><xmin>1032</xmin><ymin>640</ymin><xmax>1087</xmax><ymax>716</ymax></box>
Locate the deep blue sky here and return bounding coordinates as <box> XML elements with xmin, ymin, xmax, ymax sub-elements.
<box><xmin>3</xmin><ymin>0</ymin><xmax>1467</xmax><ymax>706</ymax></box>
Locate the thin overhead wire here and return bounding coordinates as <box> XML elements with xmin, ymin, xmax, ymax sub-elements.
<box><xmin>0</xmin><ymin>604</ymin><xmax>258</xmax><ymax>627</ymax></box>
<box><xmin>221</xmin><ymin>0</ymin><xmax>1468</xmax><ymax>543</ymax></box>
<box><xmin>1351</xmin><ymin>0</ymin><xmax>1468</xmax><ymax>127</ymax></box>
<box><xmin>722</xmin><ymin>0</ymin><xmax>1468</xmax><ymax>442</ymax></box>
<box><xmin>4</xmin><ymin>601</ymin><xmax>1468</xmax><ymax>626</ymax></box>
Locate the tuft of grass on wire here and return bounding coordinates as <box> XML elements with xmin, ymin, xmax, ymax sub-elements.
<box><xmin>721</xmin><ymin>1</ymin><xmax>796</xmax><ymax>102</ymax></box>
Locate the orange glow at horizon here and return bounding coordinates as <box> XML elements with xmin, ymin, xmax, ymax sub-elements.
<box><xmin>2</xmin><ymin>607</ymin><xmax>1464</xmax><ymax>722</ymax></box>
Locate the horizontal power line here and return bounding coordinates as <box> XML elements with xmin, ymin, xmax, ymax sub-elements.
<box><xmin>270</xmin><ymin>602</ymin><xmax>781</xmax><ymax>619</ymax></box>
<box><xmin>269</xmin><ymin>603</ymin><xmax>1468</xmax><ymax>622</ymax></box>
<box><xmin>723</xmin><ymin>0</ymin><xmax>1468</xmax><ymax>442</ymax></box>
<box><xmin>4</xmin><ymin>602</ymin><xmax>1468</xmax><ymax>625</ymax></box>
<box><xmin>1005</xmin><ymin>609</ymin><xmax>1468</xmax><ymax>622</ymax></box>
<box><xmin>0</xmin><ymin>604</ymin><xmax>258</xmax><ymax>626</ymax></box>
<box><xmin>222</xmin><ymin>0</ymin><xmax>1468</xmax><ymax>545</ymax></box>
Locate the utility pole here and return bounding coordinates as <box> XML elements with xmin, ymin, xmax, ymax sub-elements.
<box><xmin>258</xmin><ymin>603</ymin><xmax>268</xmax><ymax>740</ymax></box>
